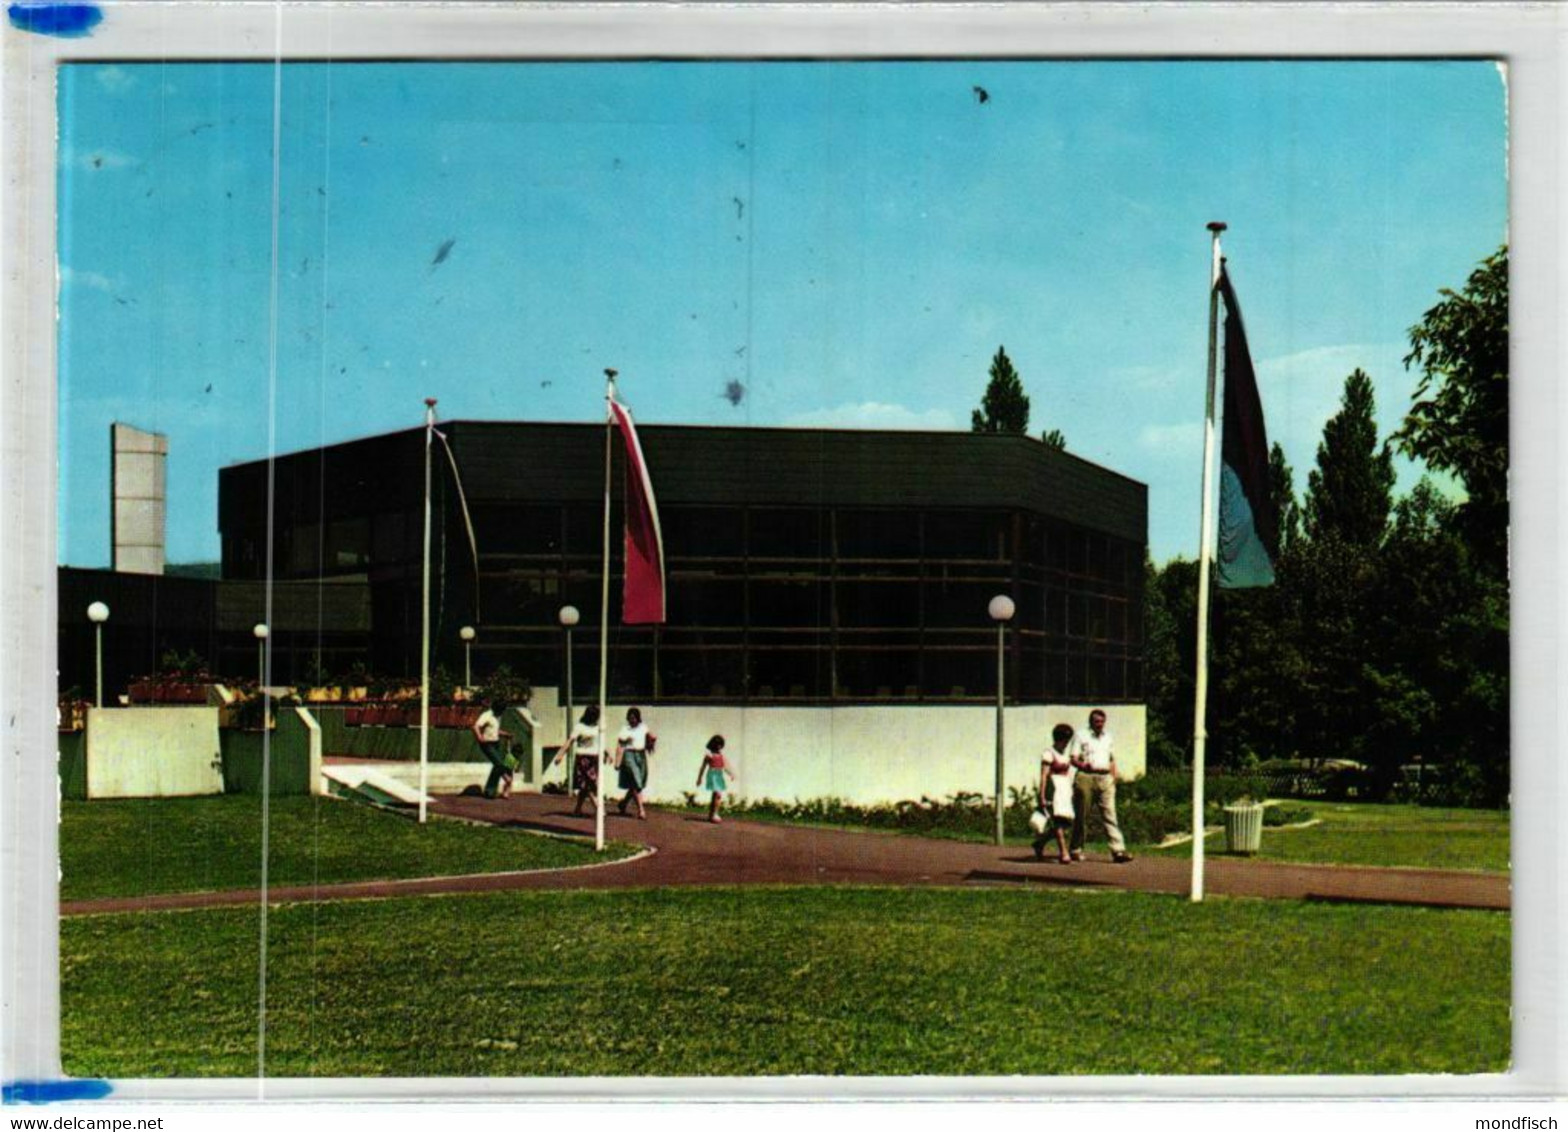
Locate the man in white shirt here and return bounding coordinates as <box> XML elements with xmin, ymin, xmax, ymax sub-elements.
<box><xmin>471</xmin><ymin>698</ymin><xmax>514</xmax><ymax>800</ymax></box>
<box><xmin>1070</xmin><ymin>708</ymin><xmax>1133</xmax><ymax>863</ymax></box>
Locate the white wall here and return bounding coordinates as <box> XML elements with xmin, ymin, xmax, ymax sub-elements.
<box><xmin>532</xmin><ymin>694</ymin><xmax>1145</xmax><ymax>806</ymax></box>
<box><xmin>85</xmin><ymin>706</ymin><xmax>224</xmax><ymax>798</ymax></box>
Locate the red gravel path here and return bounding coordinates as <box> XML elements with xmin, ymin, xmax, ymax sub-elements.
<box><xmin>61</xmin><ymin>791</ymin><xmax>1509</xmax><ymax>917</ymax></box>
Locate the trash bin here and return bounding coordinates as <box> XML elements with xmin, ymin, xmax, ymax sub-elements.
<box><xmin>1223</xmin><ymin>801</ymin><xmax>1265</xmax><ymax>855</ymax></box>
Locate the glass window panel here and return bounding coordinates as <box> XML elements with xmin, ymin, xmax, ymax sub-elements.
<box><xmin>1088</xmin><ymin>533</ymin><xmax>1109</xmax><ymax>579</ymax></box>
<box><xmin>1067</xmin><ymin>593</ymin><xmax>1088</xmax><ymax>638</ymax></box>
<box><xmin>665</xmin><ymin>578</ymin><xmax>745</xmax><ymax>626</ymax></box>
<box><xmin>485</xmin><ymin>571</ymin><xmax>563</xmax><ymax>626</ymax></box>
<box><xmin>1045</xmin><ymin>587</ymin><xmax>1067</xmax><ymax>636</ymax></box>
<box><xmin>1108</xmin><ymin>599</ymin><xmax>1128</xmax><ymax>644</ymax></box>
<box><xmin>658</xmin><ymin>643</ymin><xmax>742</xmax><ymax>699</ymax></box>
<box><xmin>1069</xmin><ymin>529</ymin><xmax>1089</xmax><ymax>576</ymax></box>
<box><xmin>919</xmin><ymin>649</ymin><xmax>991</xmax><ymax>699</ymax></box>
<box><xmin>750</xmin><ymin>508</ymin><xmax>824</xmax><ymax>559</ymax></box>
<box><xmin>661</xmin><ymin>505</ymin><xmax>744</xmax><ymax>559</ymax></box>
<box><xmin>286</xmin><ymin>524</ymin><xmax>320</xmax><ymax>577</ymax></box>
<box><xmin>472</xmin><ymin>504</ymin><xmax>561</xmax><ymax>556</ymax></box>
<box><xmin>1045</xmin><ymin>521</ymin><xmax>1068</xmax><ymax>572</ymax></box>
<box><xmin>924</xmin><ymin>510</ymin><xmax>1008</xmax><ymax>560</ymax></box>
<box><xmin>563</xmin><ymin>506</ymin><xmax>600</xmax><ymax>557</ymax></box>
<box><xmin>748</xmin><ymin>647</ymin><xmax>828</xmax><ymax>699</ymax></box>
<box><xmin>373</xmin><ymin>511</ymin><xmax>412</xmax><ymax>564</ymax></box>
<box><xmin>837</xmin><ymin>579</ymin><xmax>921</xmax><ymax>628</ymax></box>
<box><xmin>1064</xmin><ymin>654</ymin><xmax>1087</xmax><ymax>699</ymax></box>
<box><xmin>325</xmin><ymin>517</ymin><xmax>371</xmax><ymax>570</ymax></box>
<box><xmin>749</xmin><ymin>579</ymin><xmax>829</xmax><ymax>628</ymax></box>
<box><xmin>1088</xmin><ymin>596</ymin><xmax>1108</xmax><ymax>641</ymax></box>
<box><xmin>1014</xmin><ymin>583</ymin><xmax>1043</xmax><ymax>631</ymax></box>
<box><xmin>605</xmin><ymin>646</ymin><xmax>653</xmax><ymax>700</ymax></box>
<box><xmin>924</xmin><ymin>579</ymin><xmax>1004</xmax><ymax>629</ymax></box>
<box><xmin>835</xmin><ymin>510</ymin><xmax>921</xmax><ymax>559</ymax></box>
<box><xmin>836</xmin><ymin>648</ymin><xmax>920</xmax><ymax>700</ymax></box>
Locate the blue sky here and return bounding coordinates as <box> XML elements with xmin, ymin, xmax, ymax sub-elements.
<box><xmin>57</xmin><ymin>60</ymin><xmax>1506</xmax><ymax>566</ymax></box>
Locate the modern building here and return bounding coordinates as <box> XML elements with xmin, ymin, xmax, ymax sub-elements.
<box><xmin>215</xmin><ymin>422</ymin><xmax>1148</xmax><ymax>707</ymax></box>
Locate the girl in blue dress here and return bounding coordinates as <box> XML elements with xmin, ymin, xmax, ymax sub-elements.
<box><xmin>696</xmin><ymin>734</ymin><xmax>735</xmax><ymax>823</ymax></box>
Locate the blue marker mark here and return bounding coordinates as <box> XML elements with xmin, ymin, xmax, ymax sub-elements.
<box><xmin>3</xmin><ymin>1079</ymin><xmax>114</xmax><ymax>1104</ymax></box>
<box><xmin>6</xmin><ymin>3</ymin><xmax>104</xmax><ymax>37</ymax></box>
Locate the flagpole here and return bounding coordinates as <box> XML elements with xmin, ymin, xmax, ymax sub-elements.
<box><xmin>419</xmin><ymin>397</ymin><xmax>436</xmax><ymax>825</ymax></box>
<box><xmin>596</xmin><ymin>369</ymin><xmax>617</xmax><ymax>852</ymax></box>
<box><xmin>1191</xmin><ymin>222</ymin><xmax>1226</xmax><ymax>902</ymax></box>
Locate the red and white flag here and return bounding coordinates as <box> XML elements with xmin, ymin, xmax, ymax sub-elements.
<box><xmin>608</xmin><ymin>397</ymin><xmax>666</xmax><ymax>624</ymax></box>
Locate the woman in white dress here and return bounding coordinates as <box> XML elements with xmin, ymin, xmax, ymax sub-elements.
<box><xmin>615</xmin><ymin>707</ymin><xmax>653</xmax><ymax>819</ymax></box>
<box><xmin>568</xmin><ymin>704</ymin><xmax>603</xmax><ymax>816</ymax></box>
<box><xmin>1034</xmin><ymin>722</ymin><xmax>1077</xmax><ymax>864</ymax></box>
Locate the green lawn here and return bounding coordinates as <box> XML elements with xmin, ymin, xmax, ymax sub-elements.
<box><xmin>1151</xmin><ymin>803</ymin><xmax>1510</xmax><ymax>873</ymax></box>
<box><xmin>60</xmin><ymin>796</ymin><xmax>638</xmax><ymax>901</ymax></box>
<box><xmin>61</xmin><ymin>886</ymin><xmax>1508</xmax><ymax>1077</ymax></box>
<box><xmin>678</xmin><ymin>798</ymin><xmax>1510</xmax><ymax>873</ymax></box>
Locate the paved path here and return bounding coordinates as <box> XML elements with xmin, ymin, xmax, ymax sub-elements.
<box><xmin>61</xmin><ymin>791</ymin><xmax>1509</xmax><ymax>916</ymax></box>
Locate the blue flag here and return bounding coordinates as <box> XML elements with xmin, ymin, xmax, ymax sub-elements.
<box><xmin>1216</xmin><ymin>265</ymin><xmax>1278</xmax><ymax>588</ymax></box>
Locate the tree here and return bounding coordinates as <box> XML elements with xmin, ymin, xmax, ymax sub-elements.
<box><xmin>1363</xmin><ymin>479</ymin><xmax>1508</xmax><ymax>803</ymax></box>
<box><xmin>1141</xmin><ymin>554</ymin><xmax>1190</xmax><ymax>768</ymax></box>
<box><xmin>1394</xmin><ymin>246</ymin><xmax>1508</xmax><ymax>577</ymax></box>
<box><xmin>1040</xmin><ymin>428</ymin><xmax>1066</xmax><ymax>451</ymax></box>
<box><xmin>1303</xmin><ymin>369</ymin><xmax>1395</xmax><ymax>548</ymax></box>
<box><xmin>1266</xmin><ymin>442</ymin><xmax>1301</xmax><ymax>558</ymax></box>
<box><xmin>970</xmin><ymin>346</ymin><xmax>1030</xmax><ymax>433</ymax></box>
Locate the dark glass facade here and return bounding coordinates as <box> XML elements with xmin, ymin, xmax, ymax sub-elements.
<box><xmin>217</xmin><ymin>421</ymin><xmax>1147</xmax><ymax>704</ymax></box>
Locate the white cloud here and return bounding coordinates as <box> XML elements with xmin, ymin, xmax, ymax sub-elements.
<box><xmin>1138</xmin><ymin>420</ymin><xmax>1202</xmax><ymax>453</ymax></box>
<box><xmin>60</xmin><ymin>267</ymin><xmax>117</xmax><ymax>293</ymax></box>
<box><xmin>1253</xmin><ymin>341</ymin><xmax>1411</xmax><ymax>466</ymax></box>
<box><xmin>94</xmin><ymin>66</ymin><xmax>136</xmax><ymax>95</ymax></box>
<box><xmin>781</xmin><ymin>401</ymin><xmax>961</xmax><ymax>432</ymax></box>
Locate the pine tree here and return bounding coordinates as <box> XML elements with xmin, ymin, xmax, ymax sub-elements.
<box><xmin>1303</xmin><ymin>369</ymin><xmax>1395</xmax><ymax>548</ymax></box>
<box><xmin>970</xmin><ymin>346</ymin><xmax>1030</xmax><ymax>434</ymax></box>
<box><xmin>1040</xmin><ymin>428</ymin><xmax>1066</xmax><ymax>451</ymax></box>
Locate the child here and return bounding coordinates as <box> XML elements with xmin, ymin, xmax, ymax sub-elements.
<box><xmin>1034</xmin><ymin>722</ymin><xmax>1077</xmax><ymax>864</ymax></box>
<box><xmin>696</xmin><ymin>735</ymin><xmax>735</xmax><ymax>823</ymax></box>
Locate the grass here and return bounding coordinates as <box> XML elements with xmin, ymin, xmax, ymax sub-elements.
<box><xmin>59</xmin><ymin>796</ymin><xmax>639</xmax><ymax>901</ymax></box>
<box><xmin>1151</xmin><ymin>802</ymin><xmax>1510</xmax><ymax>873</ymax></box>
<box><xmin>61</xmin><ymin>886</ymin><xmax>1508</xmax><ymax>1078</ymax></box>
<box><xmin>678</xmin><ymin>797</ymin><xmax>1509</xmax><ymax>873</ymax></box>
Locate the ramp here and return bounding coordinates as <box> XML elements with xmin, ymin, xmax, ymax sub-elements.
<box><xmin>321</xmin><ymin>764</ymin><xmax>432</xmax><ymax>807</ymax></box>
<box><xmin>320</xmin><ymin>759</ymin><xmax>506</xmax><ymax>804</ymax></box>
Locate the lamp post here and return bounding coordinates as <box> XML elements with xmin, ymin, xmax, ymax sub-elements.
<box><xmin>459</xmin><ymin>625</ymin><xmax>476</xmax><ymax>689</ymax></box>
<box><xmin>558</xmin><ymin>605</ymin><xmax>579</xmax><ymax>786</ymax></box>
<box><xmin>988</xmin><ymin>594</ymin><xmax>1016</xmax><ymax>847</ymax></box>
<box><xmin>252</xmin><ymin>622</ymin><xmax>269</xmax><ymax>696</ymax></box>
<box><xmin>87</xmin><ymin>602</ymin><xmax>109</xmax><ymax>708</ymax></box>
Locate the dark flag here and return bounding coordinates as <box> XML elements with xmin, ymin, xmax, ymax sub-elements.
<box><xmin>1215</xmin><ymin>265</ymin><xmax>1278</xmax><ymax>588</ymax></box>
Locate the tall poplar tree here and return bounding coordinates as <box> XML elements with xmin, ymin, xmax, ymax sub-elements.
<box><xmin>1303</xmin><ymin>369</ymin><xmax>1395</xmax><ymax>548</ymax></box>
<box><xmin>1267</xmin><ymin>442</ymin><xmax>1302</xmax><ymax>558</ymax></box>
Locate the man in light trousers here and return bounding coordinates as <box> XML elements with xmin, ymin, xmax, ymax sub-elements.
<box><xmin>1070</xmin><ymin>708</ymin><xmax>1134</xmax><ymax>864</ymax></box>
